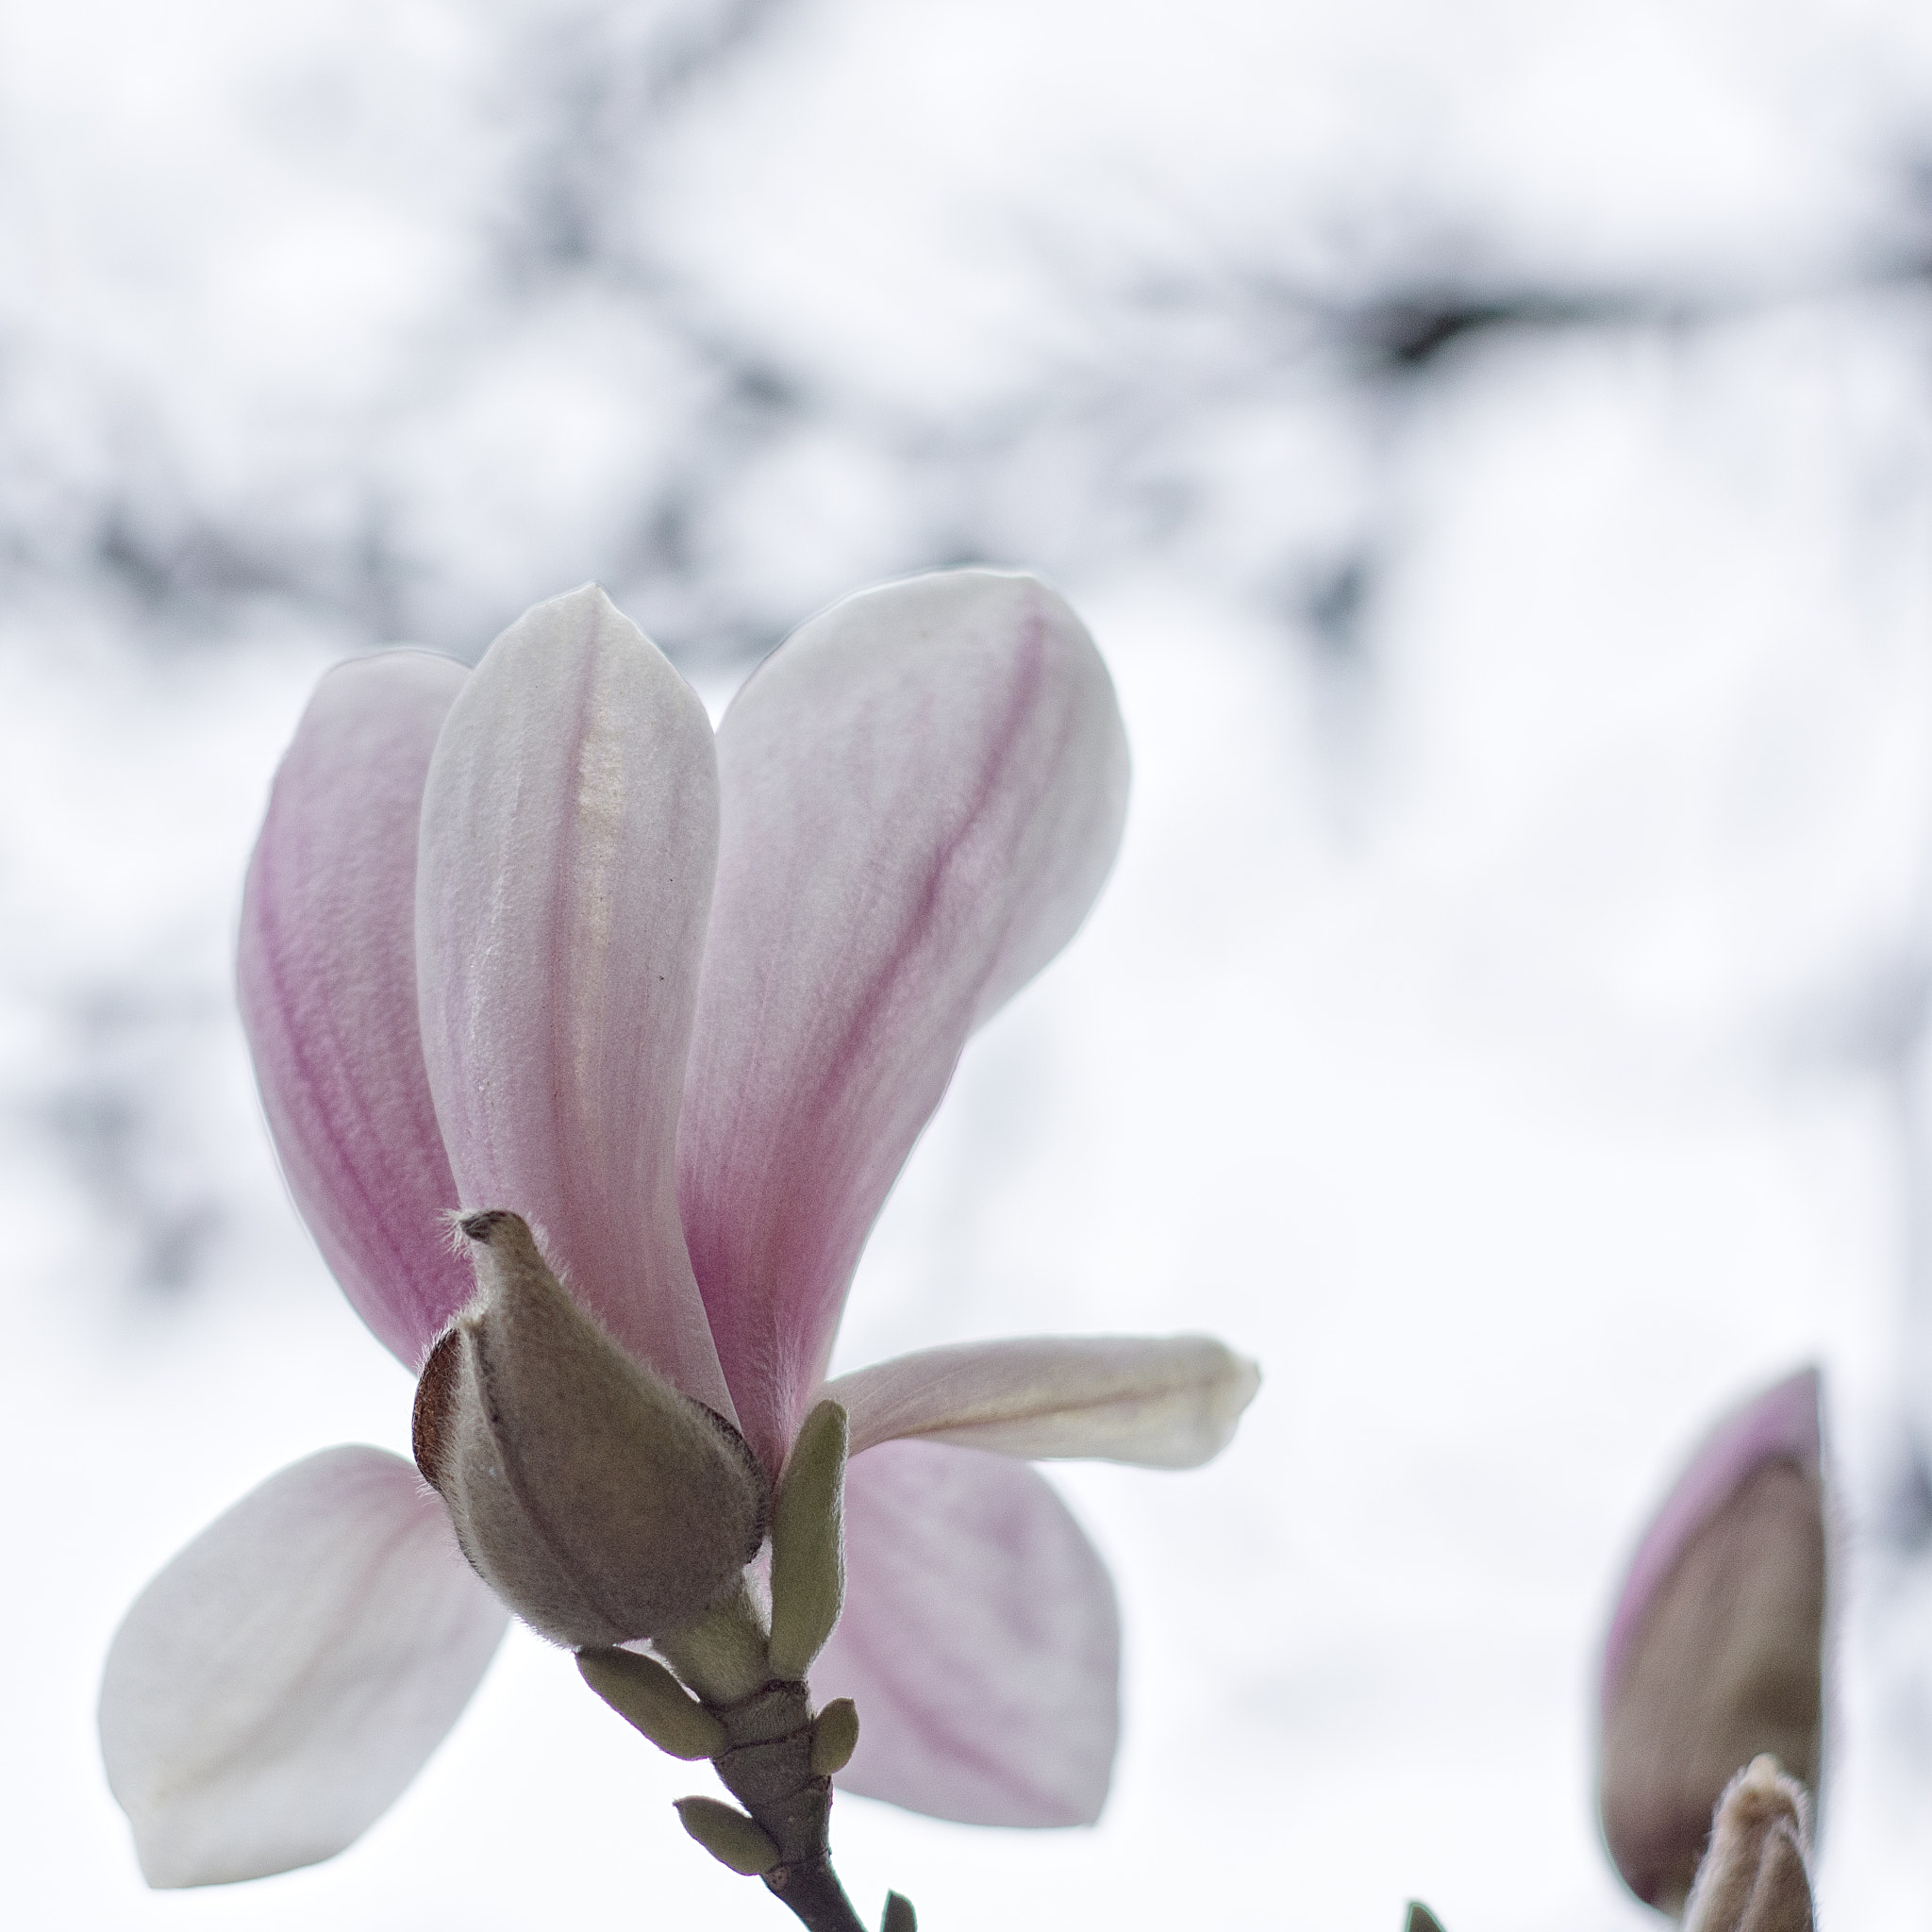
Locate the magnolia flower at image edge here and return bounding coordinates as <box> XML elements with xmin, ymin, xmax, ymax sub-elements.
<box><xmin>96</xmin><ymin>570</ymin><xmax>1260</xmax><ymax>1890</ymax></box>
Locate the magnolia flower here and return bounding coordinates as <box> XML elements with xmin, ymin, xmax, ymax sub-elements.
<box><xmin>99</xmin><ymin>570</ymin><xmax>1259</xmax><ymax>1890</ymax></box>
<box><xmin>1599</xmin><ymin>1368</ymin><xmax>1825</xmax><ymax>1928</ymax></box>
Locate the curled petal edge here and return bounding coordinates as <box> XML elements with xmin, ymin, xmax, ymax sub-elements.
<box><xmin>824</xmin><ymin>1334</ymin><xmax>1259</xmax><ymax>1467</ymax></box>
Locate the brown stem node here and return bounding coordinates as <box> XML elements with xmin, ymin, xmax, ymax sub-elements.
<box><xmin>694</xmin><ymin>1678</ymin><xmax>874</xmax><ymax>1932</ymax></box>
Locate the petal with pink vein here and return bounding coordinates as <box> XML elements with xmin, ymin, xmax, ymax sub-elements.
<box><xmin>826</xmin><ymin>1334</ymin><xmax>1260</xmax><ymax>1466</ymax></box>
<box><xmin>1601</xmin><ymin>1366</ymin><xmax>1821</xmax><ymax>1710</ymax></box>
<box><xmin>1598</xmin><ymin>1367</ymin><xmax>1825</xmax><ymax>1913</ymax></box>
<box><xmin>810</xmin><ymin>1439</ymin><xmax>1119</xmax><ymax>1825</ymax></box>
<box><xmin>238</xmin><ymin>650</ymin><xmax>471</xmax><ymax>1366</ymax></box>
<box><xmin>416</xmin><ymin>585</ymin><xmax>730</xmax><ymax>1412</ymax></box>
<box><xmin>99</xmin><ymin>1446</ymin><xmax>507</xmax><ymax>1887</ymax></box>
<box><xmin>681</xmin><ymin>570</ymin><xmax>1130</xmax><ymax>1470</ymax></box>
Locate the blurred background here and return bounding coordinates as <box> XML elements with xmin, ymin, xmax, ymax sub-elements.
<box><xmin>11</xmin><ymin>0</ymin><xmax>1932</xmax><ymax>1924</ymax></box>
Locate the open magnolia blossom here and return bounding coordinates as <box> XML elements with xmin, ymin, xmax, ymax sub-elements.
<box><xmin>98</xmin><ymin>569</ymin><xmax>1259</xmax><ymax>1893</ymax></box>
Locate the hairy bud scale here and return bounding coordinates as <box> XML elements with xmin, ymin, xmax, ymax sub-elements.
<box><xmin>412</xmin><ymin>1210</ymin><xmax>768</xmax><ymax>1648</ymax></box>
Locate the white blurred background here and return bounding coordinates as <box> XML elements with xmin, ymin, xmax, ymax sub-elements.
<box><xmin>12</xmin><ymin>1</ymin><xmax>1932</xmax><ymax>1924</ymax></box>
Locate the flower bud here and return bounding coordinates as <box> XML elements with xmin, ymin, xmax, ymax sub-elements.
<box><xmin>809</xmin><ymin>1697</ymin><xmax>860</xmax><ymax>1775</ymax></box>
<box><xmin>673</xmin><ymin>1796</ymin><xmax>780</xmax><ymax>1876</ymax></box>
<box><xmin>577</xmin><ymin>1646</ymin><xmax>728</xmax><ymax>1760</ymax></box>
<box><xmin>768</xmin><ymin>1398</ymin><xmax>848</xmax><ymax>1679</ymax></box>
<box><xmin>1681</xmin><ymin>1757</ymin><xmax>1814</xmax><ymax>1932</ymax></box>
<box><xmin>1599</xmin><ymin>1369</ymin><xmax>1825</xmax><ymax>1916</ymax></box>
<box><xmin>412</xmin><ymin>1211</ymin><xmax>768</xmax><ymax>1649</ymax></box>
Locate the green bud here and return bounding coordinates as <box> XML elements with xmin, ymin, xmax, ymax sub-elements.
<box><xmin>674</xmin><ymin>1796</ymin><xmax>780</xmax><ymax>1875</ymax></box>
<box><xmin>769</xmin><ymin>1399</ymin><xmax>848</xmax><ymax>1679</ymax></box>
<box><xmin>412</xmin><ymin>1211</ymin><xmax>768</xmax><ymax>1648</ymax></box>
<box><xmin>576</xmin><ymin>1647</ymin><xmax>727</xmax><ymax>1760</ymax></box>
<box><xmin>881</xmin><ymin>1892</ymin><xmax>917</xmax><ymax>1932</ymax></box>
<box><xmin>1406</xmin><ymin>1905</ymin><xmax>1446</xmax><ymax>1932</ymax></box>
<box><xmin>809</xmin><ymin>1697</ymin><xmax>859</xmax><ymax>1775</ymax></box>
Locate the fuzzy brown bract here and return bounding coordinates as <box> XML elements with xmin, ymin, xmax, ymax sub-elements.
<box><xmin>413</xmin><ymin>1211</ymin><xmax>769</xmax><ymax>1648</ymax></box>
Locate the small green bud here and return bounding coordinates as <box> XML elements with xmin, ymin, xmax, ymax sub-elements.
<box><xmin>809</xmin><ymin>1697</ymin><xmax>859</xmax><ymax>1775</ymax></box>
<box><xmin>881</xmin><ymin>1892</ymin><xmax>917</xmax><ymax>1932</ymax></box>
<box><xmin>1406</xmin><ymin>1905</ymin><xmax>1446</xmax><ymax>1932</ymax></box>
<box><xmin>674</xmin><ymin>1796</ymin><xmax>780</xmax><ymax>1875</ymax></box>
<box><xmin>769</xmin><ymin>1399</ymin><xmax>848</xmax><ymax>1678</ymax></box>
<box><xmin>576</xmin><ymin>1647</ymin><xmax>727</xmax><ymax>1760</ymax></box>
<box><xmin>412</xmin><ymin>1211</ymin><xmax>768</xmax><ymax>1649</ymax></box>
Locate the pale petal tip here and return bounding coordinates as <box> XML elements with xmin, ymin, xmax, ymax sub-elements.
<box><xmin>1115</xmin><ymin>1335</ymin><xmax>1259</xmax><ymax>1469</ymax></box>
<box><xmin>542</xmin><ymin>578</ymin><xmax>616</xmax><ymax>615</ymax></box>
<box><xmin>1155</xmin><ymin>1339</ymin><xmax>1262</xmax><ymax>1468</ymax></box>
<box><xmin>1214</xmin><ymin>1347</ymin><xmax>1263</xmax><ymax>1444</ymax></box>
<box><xmin>493</xmin><ymin>581</ymin><xmax>645</xmax><ymax>658</ymax></box>
<box><xmin>129</xmin><ymin>1822</ymin><xmax>337</xmax><ymax>1890</ymax></box>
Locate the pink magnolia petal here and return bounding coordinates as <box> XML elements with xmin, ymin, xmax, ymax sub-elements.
<box><xmin>99</xmin><ymin>1446</ymin><xmax>507</xmax><ymax>1887</ymax></box>
<box><xmin>416</xmin><ymin>586</ymin><xmax>730</xmax><ymax>1411</ymax></box>
<box><xmin>1598</xmin><ymin>1368</ymin><xmax>1826</xmax><ymax>1911</ymax></box>
<box><xmin>238</xmin><ymin>650</ymin><xmax>472</xmax><ymax>1366</ymax></box>
<box><xmin>1601</xmin><ymin>1366</ymin><xmax>1822</xmax><ymax>1709</ymax></box>
<box><xmin>826</xmin><ymin>1335</ymin><xmax>1260</xmax><ymax>1467</ymax></box>
<box><xmin>809</xmin><ymin>1439</ymin><xmax>1119</xmax><ymax>1825</ymax></box>
<box><xmin>680</xmin><ymin>570</ymin><xmax>1130</xmax><ymax>1469</ymax></box>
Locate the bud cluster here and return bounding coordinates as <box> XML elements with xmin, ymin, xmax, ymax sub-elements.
<box><xmin>412</xmin><ymin>1213</ymin><xmax>887</xmax><ymax>1930</ymax></box>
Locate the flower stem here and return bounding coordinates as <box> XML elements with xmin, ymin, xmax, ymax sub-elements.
<box><xmin>708</xmin><ymin>1680</ymin><xmax>875</xmax><ymax>1932</ymax></box>
<box><xmin>760</xmin><ymin>1856</ymin><xmax>868</xmax><ymax>1932</ymax></box>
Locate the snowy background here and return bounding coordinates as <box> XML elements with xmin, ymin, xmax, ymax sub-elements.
<box><xmin>12</xmin><ymin>0</ymin><xmax>1932</xmax><ymax>1924</ymax></box>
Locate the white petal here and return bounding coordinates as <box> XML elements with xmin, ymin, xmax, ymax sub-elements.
<box><xmin>415</xmin><ymin>585</ymin><xmax>730</xmax><ymax>1411</ymax></box>
<box><xmin>810</xmin><ymin>1440</ymin><xmax>1119</xmax><ymax>1825</ymax></box>
<box><xmin>100</xmin><ymin>1447</ymin><xmax>507</xmax><ymax>1887</ymax></box>
<box><xmin>679</xmin><ymin>569</ymin><xmax>1129</xmax><ymax>1470</ymax></box>
<box><xmin>825</xmin><ymin>1335</ymin><xmax>1260</xmax><ymax>1467</ymax></box>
